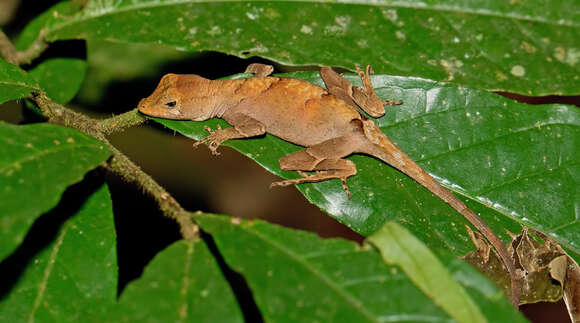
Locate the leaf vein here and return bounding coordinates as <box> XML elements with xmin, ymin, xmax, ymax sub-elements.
<box><xmin>240</xmin><ymin>225</ymin><xmax>379</xmax><ymax>322</ymax></box>
<box><xmin>28</xmin><ymin>223</ymin><xmax>67</xmax><ymax>322</ymax></box>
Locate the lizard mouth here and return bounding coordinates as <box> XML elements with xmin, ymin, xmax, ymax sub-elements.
<box><xmin>137</xmin><ymin>98</ymin><xmax>151</xmax><ymax>114</ymax></box>
<box><xmin>167</xmin><ymin>109</ymin><xmax>182</xmax><ymax>117</ymax></box>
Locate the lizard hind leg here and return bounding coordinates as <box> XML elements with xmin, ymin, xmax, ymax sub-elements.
<box><xmin>271</xmin><ymin>135</ymin><xmax>362</xmax><ymax>198</ymax></box>
<box><xmin>272</xmin><ymin>157</ymin><xmax>357</xmax><ymax>198</ymax></box>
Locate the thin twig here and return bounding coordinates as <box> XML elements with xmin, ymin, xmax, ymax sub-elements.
<box><xmin>0</xmin><ymin>29</ymin><xmax>47</xmax><ymax>65</ymax></box>
<box><xmin>31</xmin><ymin>92</ymin><xmax>198</xmax><ymax>240</ymax></box>
<box><xmin>0</xmin><ymin>29</ymin><xmax>19</xmax><ymax>64</ymax></box>
<box><xmin>98</xmin><ymin>108</ymin><xmax>147</xmax><ymax>135</ymax></box>
<box><xmin>104</xmin><ymin>146</ymin><xmax>198</xmax><ymax>240</ymax></box>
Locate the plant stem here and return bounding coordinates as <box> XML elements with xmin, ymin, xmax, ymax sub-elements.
<box><xmin>98</xmin><ymin>109</ymin><xmax>147</xmax><ymax>135</ymax></box>
<box><xmin>0</xmin><ymin>29</ymin><xmax>47</xmax><ymax>65</ymax></box>
<box><xmin>31</xmin><ymin>92</ymin><xmax>198</xmax><ymax>240</ymax></box>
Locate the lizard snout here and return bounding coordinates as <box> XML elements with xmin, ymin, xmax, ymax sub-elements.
<box><xmin>137</xmin><ymin>97</ymin><xmax>150</xmax><ymax>113</ymax></box>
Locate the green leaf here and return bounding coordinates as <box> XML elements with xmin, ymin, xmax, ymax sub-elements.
<box><xmin>196</xmin><ymin>213</ymin><xmax>525</xmax><ymax>322</ymax></box>
<box><xmin>0</xmin><ymin>123</ymin><xmax>111</xmax><ymax>261</ymax></box>
<box><xmin>196</xmin><ymin>213</ymin><xmax>450</xmax><ymax>322</ymax></box>
<box><xmin>114</xmin><ymin>239</ymin><xmax>243</xmax><ymax>323</ymax></box>
<box><xmin>38</xmin><ymin>0</ymin><xmax>578</xmax><ymax>95</ymax></box>
<box><xmin>368</xmin><ymin>221</ymin><xmax>486</xmax><ymax>323</ymax></box>
<box><xmin>29</xmin><ymin>58</ymin><xmax>87</xmax><ymax>104</ymax></box>
<box><xmin>441</xmin><ymin>254</ymin><xmax>525</xmax><ymax>323</ymax></box>
<box><xmin>149</xmin><ymin>71</ymin><xmax>580</xmax><ymax>265</ymax></box>
<box><xmin>0</xmin><ymin>183</ymin><xmax>117</xmax><ymax>322</ymax></box>
<box><xmin>0</xmin><ymin>59</ymin><xmax>38</xmax><ymax>105</ymax></box>
<box><xmin>14</xmin><ymin>1</ymin><xmax>81</xmax><ymax>51</ymax></box>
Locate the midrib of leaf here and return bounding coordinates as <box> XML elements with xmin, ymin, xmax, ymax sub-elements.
<box><xmin>410</xmin><ymin>122</ymin><xmax>577</xmax><ymax>165</ymax></box>
<box><xmin>0</xmin><ymin>80</ymin><xmax>38</xmax><ymax>88</ymax></box>
<box><xmin>27</xmin><ymin>223</ymin><xmax>67</xmax><ymax>323</ymax></box>
<box><xmin>45</xmin><ymin>0</ymin><xmax>576</xmax><ymax>38</ymax></box>
<box><xmin>552</xmin><ymin>219</ymin><xmax>580</xmax><ymax>232</ymax></box>
<box><xmin>236</xmin><ymin>225</ymin><xmax>379</xmax><ymax>322</ymax></box>
<box><xmin>476</xmin><ymin>161</ymin><xmax>578</xmax><ymax>196</ymax></box>
<box><xmin>0</xmin><ymin>142</ymin><xmax>104</xmax><ymax>172</ymax></box>
<box><xmin>177</xmin><ymin>241</ymin><xmax>194</xmax><ymax>323</ymax></box>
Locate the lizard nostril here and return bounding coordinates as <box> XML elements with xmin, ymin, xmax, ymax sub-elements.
<box><xmin>137</xmin><ymin>99</ymin><xmax>148</xmax><ymax>111</ymax></box>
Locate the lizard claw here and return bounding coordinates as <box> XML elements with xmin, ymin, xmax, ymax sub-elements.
<box><xmin>340</xmin><ymin>177</ymin><xmax>351</xmax><ymax>199</ymax></box>
<box><xmin>192</xmin><ymin>138</ymin><xmax>207</xmax><ymax>149</ymax></box>
<box><xmin>383</xmin><ymin>99</ymin><xmax>403</xmax><ymax>106</ymax></box>
<box><xmin>207</xmin><ymin>141</ymin><xmax>221</xmax><ymax>155</ymax></box>
<box><xmin>193</xmin><ymin>125</ymin><xmax>224</xmax><ymax>155</ymax></box>
<box><xmin>270</xmin><ymin>173</ymin><xmax>351</xmax><ymax>199</ymax></box>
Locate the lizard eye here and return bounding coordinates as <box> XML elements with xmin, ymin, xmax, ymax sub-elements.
<box><xmin>164</xmin><ymin>101</ymin><xmax>177</xmax><ymax>108</ymax></box>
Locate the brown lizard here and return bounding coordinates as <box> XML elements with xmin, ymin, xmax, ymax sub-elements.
<box><xmin>138</xmin><ymin>63</ymin><xmax>519</xmax><ymax>305</ymax></box>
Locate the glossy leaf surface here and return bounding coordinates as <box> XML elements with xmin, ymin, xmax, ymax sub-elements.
<box><xmin>32</xmin><ymin>0</ymin><xmax>580</xmax><ymax>95</ymax></box>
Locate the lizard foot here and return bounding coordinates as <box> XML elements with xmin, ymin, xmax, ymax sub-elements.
<box><xmin>340</xmin><ymin>177</ymin><xmax>351</xmax><ymax>199</ymax></box>
<box><xmin>297</xmin><ymin>170</ymin><xmax>310</xmax><ymax>178</ymax></box>
<box><xmin>384</xmin><ymin>99</ymin><xmax>403</xmax><ymax>106</ymax></box>
<box><xmin>193</xmin><ymin>125</ymin><xmax>224</xmax><ymax>155</ymax></box>
<box><xmin>354</xmin><ymin>64</ymin><xmax>403</xmax><ymax>109</ymax></box>
<box><xmin>270</xmin><ymin>172</ymin><xmax>352</xmax><ymax>199</ymax></box>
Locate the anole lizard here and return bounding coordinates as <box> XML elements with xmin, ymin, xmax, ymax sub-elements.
<box><xmin>138</xmin><ymin>63</ymin><xmax>519</xmax><ymax>305</ymax></box>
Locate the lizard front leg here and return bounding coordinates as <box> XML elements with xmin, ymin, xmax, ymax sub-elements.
<box><xmin>194</xmin><ymin>113</ymin><xmax>266</xmax><ymax>155</ymax></box>
<box><xmin>245</xmin><ymin>63</ymin><xmax>274</xmax><ymax>77</ymax></box>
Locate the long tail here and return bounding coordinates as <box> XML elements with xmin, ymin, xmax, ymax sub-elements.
<box><xmin>360</xmin><ymin>119</ymin><xmax>520</xmax><ymax>305</ymax></box>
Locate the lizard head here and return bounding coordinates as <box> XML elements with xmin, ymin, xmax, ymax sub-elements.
<box><xmin>138</xmin><ymin>73</ymin><xmax>214</xmax><ymax>121</ymax></box>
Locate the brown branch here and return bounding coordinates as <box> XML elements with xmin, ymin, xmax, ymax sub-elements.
<box><xmin>98</xmin><ymin>108</ymin><xmax>147</xmax><ymax>135</ymax></box>
<box><xmin>31</xmin><ymin>92</ymin><xmax>198</xmax><ymax>240</ymax></box>
<box><xmin>104</xmin><ymin>145</ymin><xmax>198</xmax><ymax>240</ymax></box>
<box><xmin>0</xmin><ymin>29</ymin><xmax>20</xmax><ymax>64</ymax></box>
<box><xmin>0</xmin><ymin>29</ymin><xmax>47</xmax><ymax>65</ymax></box>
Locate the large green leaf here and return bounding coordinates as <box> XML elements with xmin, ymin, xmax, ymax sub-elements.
<box><xmin>30</xmin><ymin>0</ymin><xmax>579</xmax><ymax>95</ymax></box>
<box><xmin>29</xmin><ymin>58</ymin><xmax>87</xmax><ymax>104</ymax></box>
<box><xmin>14</xmin><ymin>1</ymin><xmax>81</xmax><ymax>51</ymax></box>
<box><xmin>196</xmin><ymin>213</ymin><xmax>525</xmax><ymax>322</ymax></box>
<box><xmin>149</xmin><ymin>71</ymin><xmax>580</xmax><ymax>265</ymax></box>
<box><xmin>369</xmin><ymin>221</ymin><xmax>485</xmax><ymax>323</ymax></box>
<box><xmin>114</xmin><ymin>239</ymin><xmax>243</xmax><ymax>323</ymax></box>
<box><xmin>0</xmin><ymin>123</ymin><xmax>111</xmax><ymax>261</ymax></box>
<box><xmin>0</xmin><ymin>183</ymin><xmax>117</xmax><ymax>322</ymax></box>
<box><xmin>0</xmin><ymin>59</ymin><xmax>39</xmax><ymax>105</ymax></box>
